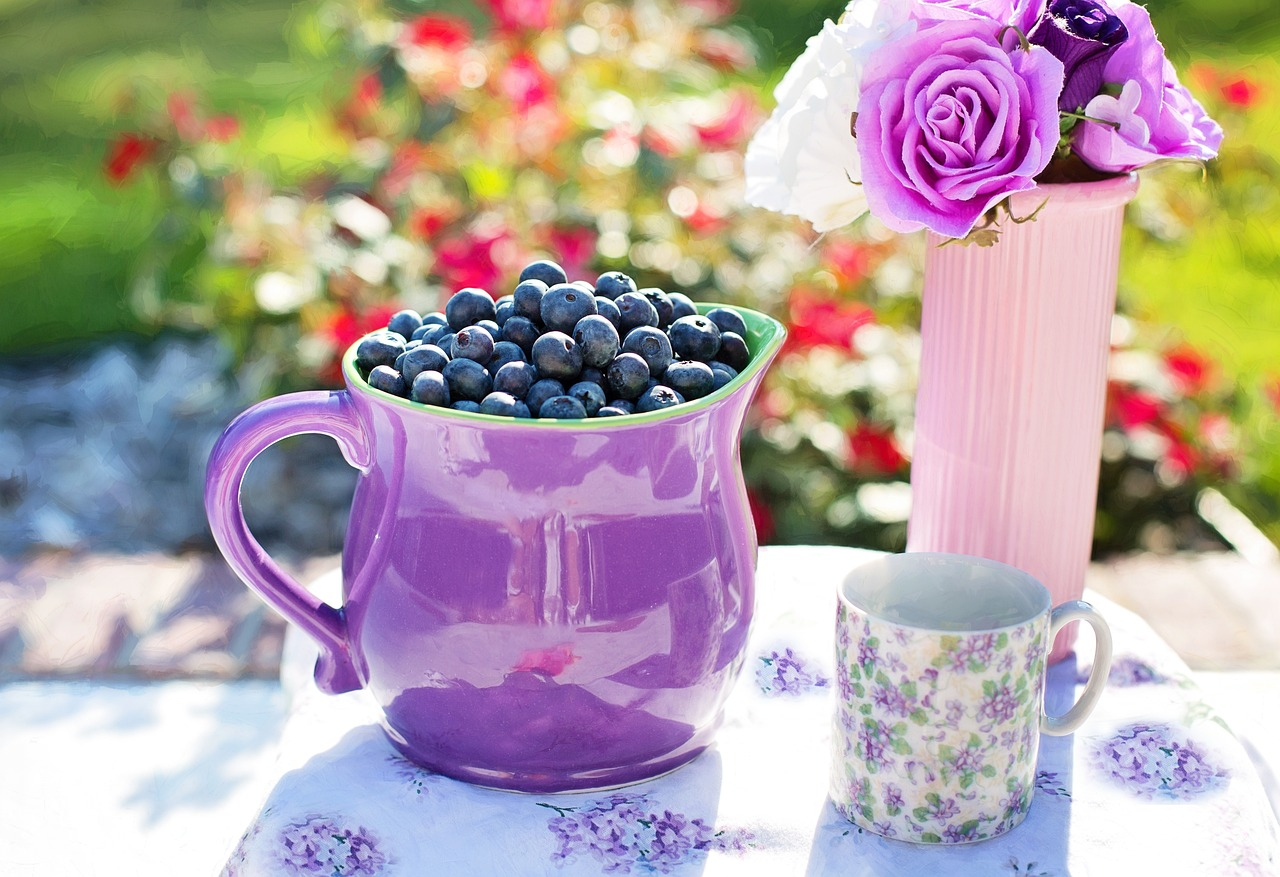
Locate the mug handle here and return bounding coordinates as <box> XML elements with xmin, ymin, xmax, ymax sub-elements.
<box><xmin>1041</xmin><ymin>600</ymin><xmax>1112</xmax><ymax>736</ymax></box>
<box><xmin>204</xmin><ymin>390</ymin><xmax>371</xmax><ymax>694</ymax></box>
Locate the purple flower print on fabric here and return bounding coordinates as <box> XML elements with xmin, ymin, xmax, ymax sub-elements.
<box><xmin>1035</xmin><ymin>770</ymin><xmax>1072</xmax><ymax>798</ymax></box>
<box><xmin>542</xmin><ymin>793</ymin><xmax>753</xmax><ymax>873</ymax></box>
<box><xmin>1091</xmin><ymin>723</ymin><xmax>1229</xmax><ymax>799</ymax></box>
<box><xmin>385</xmin><ymin>753</ymin><xmax>439</xmax><ymax>797</ymax></box>
<box><xmin>756</xmin><ymin>648</ymin><xmax>830</xmax><ymax>696</ymax></box>
<box><xmin>278</xmin><ymin>816</ymin><xmax>388</xmax><ymax>876</ymax></box>
<box><xmin>1077</xmin><ymin>655</ymin><xmax>1167</xmax><ymax>687</ymax></box>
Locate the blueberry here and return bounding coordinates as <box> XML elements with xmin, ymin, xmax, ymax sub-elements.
<box><xmin>442</xmin><ymin>357</ymin><xmax>493</xmax><ymax>402</ymax></box>
<box><xmin>512</xmin><ymin>401</ymin><xmax>532</xmax><ymax>418</ymax></box>
<box><xmin>531</xmin><ymin>331</ymin><xmax>584</xmax><ymax>382</ymax></box>
<box><xmin>434</xmin><ymin>332</ymin><xmax>456</xmax><ymax>355</ymax></box>
<box><xmin>572</xmin><ymin>315</ymin><xmax>620</xmax><ymax>369</ymax></box>
<box><xmin>621</xmin><ymin>326</ymin><xmax>674</xmax><ymax>377</ymax></box>
<box><xmin>417</xmin><ymin>324</ymin><xmax>451</xmax><ymax>347</ymax></box>
<box><xmin>606</xmin><ymin>352</ymin><xmax>650</xmax><ymax>400</ymax></box>
<box><xmin>525</xmin><ymin>379</ymin><xmax>565</xmax><ymax>416</ymax></box>
<box><xmin>668</xmin><ymin>293</ymin><xmax>698</xmax><ymax>321</ymax></box>
<box><xmin>445</xmin><ymin>288</ymin><xmax>497</xmax><ymax>330</ymax></box>
<box><xmin>539</xmin><ymin>395</ymin><xmax>588</xmax><ymax>420</ymax></box>
<box><xmin>606</xmin><ymin>398</ymin><xmax>636</xmax><ymax>414</ymax></box>
<box><xmin>709</xmin><ymin>361</ymin><xmax>738</xmax><ymax>391</ymax></box>
<box><xmin>636</xmin><ymin>385</ymin><xmax>685</xmax><ymax>413</ymax></box>
<box><xmin>495</xmin><ymin>298</ymin><xmax>515</xmax><ymax>326</ymax></box>
<box><xmin>716</xmin><ymin>331</ymin><xmax>751</xmax><ymax>372</ymax></box>
<box><xmin>519</xmin><ymin>259</ymin><xmax>568</xmax><ymax>288</ymax></box>
<box><xmin>476</xmin><ymin>319</ymin><xmax>501</xmax><ymax>338</ymax></box>
<box><xmin>451</xmin><ymin>325</ymin><xmax>496</xmax><ymax>363</ymax></box>
<box><xmin>493</xmin><ymin>361</ymin><xmax>536</xmax><ymax>398</ymax></box>
<box><xmin>597</xmin><ymin>406</ymin><xmax>629</xmax><ymax>417</ymax></box>
<box><xmin>410</xmin><ymin>323</ymin><xmax>436</xmax><ymax>342</ymax></box>
<box><xmin>480</xmin><ymin>392</ymin><xmax>523</xmax><ymax>417</ymax></box>
<box><xmin>567</xmin><ymin>381</ymin><xmax>607</xmax><ymax>416</ymax></box>
<box><xmin>705</xmin><ymin>306</ymin><xmax>748</xmax><ymax>338</ymax></box>
<box><xmin>403</xmin><ymin>340</ymin><xmax>422</xmax><ymax>351</ymax></box>
<box><xmin>595</xmin><ymin>271</ymin><xmax>637</xmax><ymax>301</ymax></box>
<box><xmin>579</xmin><ymin>366</ymin><xmax>607</xmax><ymax>389</ymax></box>
<box><xmin>639</xmin><ymin>288</ymin><xmax>674</xmax><ymax>328</ymax></box>
<box><xmin>512</xmin><ymin>279</ymin><xmax>548</xmax><ymax>322</ymax></box>
<box><xmin>663</xmin><ymin>360</ymin><xmax>715</xmax><ymax>400</ymax></box>
<box><xmin>410</xmin><ymin>371</ymin><xmax>451</xmax><ymax>407</ymax></box>
<box><xmin>501</xmin><ymin>316</ymin><xmax>540</xmax><ymax>354</ymax></box>
<box><xmin>400</xmin><ymin>344</ymin><xmax>450</xmax><ymax>384</ymax></box>
<box><xmin>614</xmin><ymin>292</ymin><xmax>659</xmax><ymax>335</ymax></box>
<box><xmin>452</xmin><ymin>400</ymin><xmax>482</xmax><ymax>413</ymax></box>
<box><xmin>668</xmin><ymin>315</ymin><xmax>721</xmax><ymax>362</ymax></box>
<box><xmin>356</xmin><ymin>333</ymin><xmax>406</xmax><ymax>370</ymax></box>
<box><xmin>367</xmin><ymin>365</ymin><xmax>409</xmax><ymax>397</ymax></box>
<box><xmin>541</xmin><ymin>283</ymin><xmax>598</xmax><ymax>333</ymax></box>
<box><xmin>387</xmin><ymin>309</ymin><xmax>423</xmax><ymax>339</ymax></box>
<box><xmin>422</xmin><ymin>311</ymin><xmax>448</xmax><ymax>327</ymax></box>
<box><xmin>594</xmin><ymin>296</ymin><xmax>621</xmax><ymax>328</ymax></box>
<box><xmin>487</xmin><ymin>340</ymin><xmax>526</xmax><ymax>375</ymax></box>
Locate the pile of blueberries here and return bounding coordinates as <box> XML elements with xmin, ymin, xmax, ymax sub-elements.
<box><xmin>353</xmin><ymin>260</ymin><xmax>753</xmax><ymax>419</ymax></box>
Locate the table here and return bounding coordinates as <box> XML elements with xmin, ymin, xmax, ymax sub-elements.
<box><xmin>222</xmin><ymin>546</ymin><xmax>1280</xmax><ymax>875</ymax></box>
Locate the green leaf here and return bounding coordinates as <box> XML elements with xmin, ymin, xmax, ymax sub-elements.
<box><xmin>982</xmin><ymin>764</ymin><xmax>998</xmax><ymax>778</ymax></box>
<box><xmin>921</xmin><ymin>832</ymin><xmax>942</xmax><ymax>843</ymax></box>
<box><xmin>910</xmin><ymin>709</ymin><xmax>929</xmax><ymax>726</ymax></box>
<box><xmin>996</xmin><ymin>633</ymin><xmax>1008</xmax><ymax>649</ymax></box>
<box><xmin>959</xmin><ymin>773</ymin><xmax>974</xmax><ymax>790</ymax></box>
<box><xmin>900</xmin><ymin>681</ymin><xmax>917</xmax><ymax>698</ymax></box>
<box><xmin>874</xmin><ymin>670</ymin><xmax>891</xmax><ymax>687</ymax></box>
<box><xmin>982</xmin><ymin>680</ymin><xmax>997</xmax><ymax>697</ymax></box>
<box><xmin>892</xmin><ymin>738</ymin><xmax>913</xmax><ymax>755</ymax></box>
<box><xmin>968</xmin><ymin>733</ymin><xmax>982</xmax><ymax>749</ymax></box>
<box><xmin>913</xmin><ymin>807</ymin><xmax>931</xmax><ymax>822</ymax></box>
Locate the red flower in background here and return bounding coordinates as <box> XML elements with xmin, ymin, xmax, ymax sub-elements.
<box><xmin>320</xmin><ymin>304</ymin><xmax>400</xmax><ymax>382</ymax></box>
<box><xmin>499</xmin><ymin>52</ymin><xmax>556</xmax><ymax>114</ymax></box>
<box><xmin>786</xmin><ymin>288</ymin><xmax>874</xmax><ymax>352</ymax></box>
<box><xmin>820</xmin><ymin>239</ymin><xmax>873</xmax><ymax>287</ymax></box>
<box><xmin>434</xmin><ymin>226</ymin><xmax>516</xmax><ymax>293</ymax></box>
<box><xmin>485</xmin><ymin>0</ymin><xmax>556</xmax><ymax>33</ymax></box>
<box><xmin>204</xmin><ymin>115</ymin><xmax>240</xmax><ymax>142</ymax></box>
<box><xmin>1109</xmin><ymin>385</ymin><xmax>1164</xmax><ymax>430</ymax></box>
<box><xmin>1164</xmin><ymin>346</ymin><xmax>1213</xmax><ymax>394</ymax></box>
<box><xmin>167</xmin><ymin>92</ymin><xmax>204</xmax><ymax>141</ymax></box>
<box><xmin>409</xmin><ymin>207</ymin><xmax>454</xmax><ymax>240</ymax></box>
<box><xmin>847</xmin><ymin>423</ymin><xmax>907</xmax><ymax>476</ymax></box>
<box><xmin>1263</xmin><ymin>377</ymin><xmax>1280</xmax><ymax>413</ymax></box>
<box><xmin>747</xmin><ymin>488</ymin><xmax>775</xmax><ymax>545</ymax></box>
<box><xmin>695</xmin><ymin>30</ymin><xmax>754</xmax><ymax>72</ymax></box>
<box><xmin>403</xmin><ymin>14</ymin><xmax>472</xmax><ymax>49</ymax></box>
<box><xmin>694</xmin><ymin>90</ymin><xmax>757</xmax><ymax>150</ymax></box>
<box><xmin>1220</xmin><ymin>76</ymin><xmax>1261</xmax><ymax>108</ymax></box>
<box><xmin>103</xmin><ymin>134</ymin><xmax>156</xmax><ymax>184</ymax></box>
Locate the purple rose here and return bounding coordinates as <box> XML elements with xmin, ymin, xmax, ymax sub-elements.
<box><xmin>1028</xmin><ymin>0</ymin><xmax>1128</xmax><ymax>111</ymax></box>
<box><xmin>855</xmin><ymin>20</ymin><xmax>1064</xmax><ymax>238</ymax></box>
<box><xmin>1072</xmin><ymin>2</ymin><xmax>1222</xmax><ymax>171</ymax></box>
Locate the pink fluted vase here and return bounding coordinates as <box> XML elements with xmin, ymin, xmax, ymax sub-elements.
<box><xmin>907</xmin><ymin>175</ymin><xmax>1139</xmax><ymax>663</ymax></box>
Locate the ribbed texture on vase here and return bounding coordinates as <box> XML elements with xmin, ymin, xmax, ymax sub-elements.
<box><xmin>908</xmin><ymin>182</ymin><xmax>1133</xmax><ymax>660</ymax></box>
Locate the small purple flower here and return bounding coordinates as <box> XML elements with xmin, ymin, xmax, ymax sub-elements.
<box><xmin>943</xmin><ymin>821</ymin><xmax>980</xmax><ymax>843</ymax></box>
<box><xmin>1023</xmin><ymin>636</ymin><xmax>1046</xmax><ymax>674</ymax></box>
<box><xmin>883</xmin><ymin>783</ymin><xmax>905</xmax><ymax>812</ymax></box>
<box><xmin>1028</xmin><ymin>0</ymin><xmax>1129</xmax><ymax>111</ymax></box>
<box><xmin>857</xmin><ymin>722</ymin><xmax>893</xmax><ymax>769</ymax></box>
<box><xmin>857</xmin><ymin>637</ymin><xmax>879</xmax><ymax>669</ymax></box>
<box><xmin>978</xmin><ymin>684</ymin><xmax>1020</xmax><ymax>726</ymax></box>
<box><xmin>929</xmin><ymin>796</ymin><xmax>961</xmax><ymax>821</ymax></box>
<box><xmin>950</xmin><ymin>744</ymin><xmax>986</xmax><ymax>774</ymax></box>
<box><xmin>945</xmin><ymin>699</ymin><xmax>967</xmax><ymax>726</ymax></box>
<box><xmin>837</xmin><ymin>664</ymin><xmax>856</xmax><ymax>702</ymax></box>
<box><xmin>871</xmin><ymin>682</ymin><xmax>915</xmax><ymax>717</ymax></box>
<box><xmin>872</xmin><ymin>820</ymin><xmax>899</xmax><ymax>837</ymax></box>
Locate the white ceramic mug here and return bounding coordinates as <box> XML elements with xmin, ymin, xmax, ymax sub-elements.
<box><xmin>831</xmin><ymin>552</ymin><xmax>1112</xmax><ymax>843</ymax></box>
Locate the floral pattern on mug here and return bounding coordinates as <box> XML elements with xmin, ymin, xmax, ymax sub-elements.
<box><xmin>832</xmin><ymin>606</ymin><xmax>1049</xmax><ymax>843</ymax></box>
<box><xmin>540</xmin><ymin>792</ymin><xmax>753</xmax><ymax>873</ymax></box>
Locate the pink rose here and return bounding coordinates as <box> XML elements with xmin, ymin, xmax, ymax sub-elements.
<box><xmin>855</xmin><ymin>20</ymin><xmax>1064</xmax><ymax>238</ymax></box>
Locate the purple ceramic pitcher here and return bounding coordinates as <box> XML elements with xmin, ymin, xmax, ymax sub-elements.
<box><xmin>205</xmin><ymin>306</ymin><xmax>784</xmax><ymax>792</ymax></box>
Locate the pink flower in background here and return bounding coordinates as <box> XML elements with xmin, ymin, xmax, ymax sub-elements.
<box><xmin>1073</xmin><ymin>2</ymin><xmax>1222</xmax><ymax>172</ymax></box>
<box><xmin>545</xmin><ymin>226</ymin><xmax>597</xmax><ymax>280</ymax></box>
<box><xmin>167</xmin><ymin>92</ymin><xmax>204</xmax><ymax>141</ymax></box>
<box><xmin>847</xmin><ymin>423</ymin><xmax>907</xmax><ymax>475</ymax></box>
<box><xmin>855</xmin><ymin>20</ymin><xmax>1064</xmax><ymax>238</ymax></box>
<box><xmin>485</xmin><ymin>0</ymin><xmax>556</xmax><ymax>33</ymax></box>
<box><xmin>1110</xmin><ymin>385</ymin><xmax>1163</xmax><ymax>429</ymax></box>
<box><xmin>204</xmin><ymin>115</ymin><xmax>240</xmax><ymax>142</ymax></box>
<box><xmin>499</xmin><ymin>52</ymin><xmax>556</xmax><ymax>113</ymax></box>
<box><xmin>787</xmin><ymin>289</ymin><xmax>874</xmax><ymax>352</ymax></box>
<box><xmin>1164</xmin><ymin>346</ymin><xmax>1213</xmax><ymax>394</ymax></box>
<box><xmin>694</xmin><ymin>90</ymin><xmax>758</xmax><ymax>150</ymax></box>
<box><xmin>434</xmin><ymin>226</ymin><xmax>515</xmax><ymax>293</ymax></box>
<box><xmin>1219</xmin><ymin>75</ymin><xmax>1261</xmax><ymax>108</ymax></box>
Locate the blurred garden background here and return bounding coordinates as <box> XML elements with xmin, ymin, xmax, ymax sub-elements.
<box><xmin>1</xmin><ymin>0</ymin><xmax>1277</xmax><ymax>559</ymax></box>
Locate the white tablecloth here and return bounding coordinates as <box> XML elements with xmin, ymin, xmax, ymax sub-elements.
<box><xmin>222</xmin><ymin>546</ymin><xmax>1280</xmax><ymax>875</ymax></box>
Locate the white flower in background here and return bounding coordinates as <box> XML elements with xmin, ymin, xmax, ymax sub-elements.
<box><xmin>744</xmin><ymin>0</ymin><xmax>916</xmax><ymax>233</ymax></box>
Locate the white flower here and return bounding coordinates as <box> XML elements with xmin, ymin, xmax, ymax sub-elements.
<box><xmin>744</xmin><ymin>1</ymin><xmax>916</xmax><ymax>233</ymax></box>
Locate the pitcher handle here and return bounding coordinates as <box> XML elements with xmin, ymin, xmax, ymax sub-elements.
<box><xmin>204</xmin><ymin>390</ymin><xmax>371</xmax><ymax>694</ymax></box>
<box><xmin>1041</xmin><ymin>600</ymin><xmax>1112</xmax><ymax>736</ymax></box>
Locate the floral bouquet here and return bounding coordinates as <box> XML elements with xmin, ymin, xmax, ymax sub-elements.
<box><xmin>745</xmin><ymin>0</ymin><xmax>1224</xmax><ymax>242</ymax></box>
